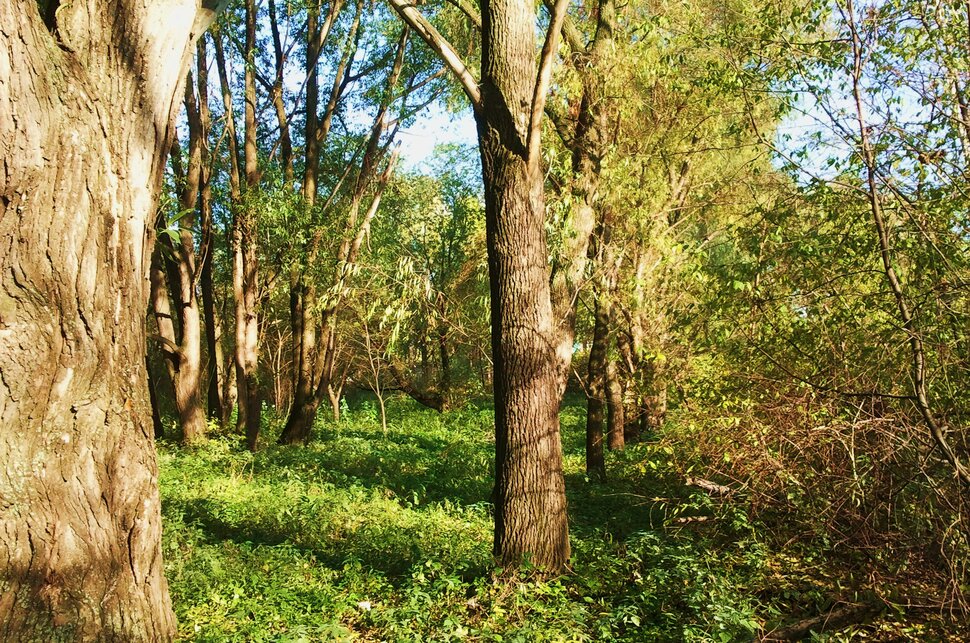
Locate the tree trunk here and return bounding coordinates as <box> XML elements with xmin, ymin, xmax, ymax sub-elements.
<box><xmin>148</xmin><ymin>353</ymin><xmax>166</xmax><ymax>440</ymax></box>
<box><xmin>478</xmin><ymin>0</ymin><xmax>570</xmax><ymax>571</ymax></box>
<box><xmin>153</xmin><ymin>76</ymin><xmax>207</xmax><ymax>444</ymax></box>
<box><xmin>196</xmin><ymin>34</ymin><xmax>226</xmax><ymax>425</ymax></box>
<box><xmin>0</xmin><ymin>0</ymin><xmax>220</xmax><ymax>637</ymax></box>
<box><xmin>585</xmin><ymin>293</ymin><xmax>609</xmax><ymax>480</ymax></box>
<box><xmin>606</xmin><ymin>359</ymin><xmax>625</xmax><ymax>450</ymax></box>
<box><xmin>235</xmin><ymin>0</ymin><xmax>262</xmax><ymax>451</ymax></box>
<box><xmin>548</xmin><ymin>0</ymin><xmax>617</xmax><ymax>396</ymax></box>
<box><xmin>387</xmin><ymin>0</ymin><xmax>572</xmax><ymax>573</ymax></box>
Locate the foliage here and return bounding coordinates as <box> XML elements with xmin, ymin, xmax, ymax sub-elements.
<box><xmin>159</xmin><ymin>400</ymin><xmax>966</xmax><ymax>640</ymax></box>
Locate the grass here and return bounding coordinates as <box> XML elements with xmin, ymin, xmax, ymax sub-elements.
<box><xmin>159</xmin><ymin>396</ymin><xmax>965</xmax><ymax>641</ymax></box>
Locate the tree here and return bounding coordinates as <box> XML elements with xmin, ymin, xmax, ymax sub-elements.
<box><xmin>0</xmin><ymin>0</ymin><xmax>223</xmax><ymax>637</ymax></box>
<box><xmin>150</xmin><ymin>60</ymin><xmax>210</xmax><ymax>444</ymax></box>
<box><xmin>357</xmin><ymin>152</ymin><xmax>490</xmax><ymax>412</ymax></box>
<box><xmin>388</xmin><ymin>0</ymin><xmax>573</xmax><ymax>570</ymax></box>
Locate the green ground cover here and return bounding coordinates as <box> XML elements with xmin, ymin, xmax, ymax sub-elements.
<box><xmin>159</xmin><ymin>398</ymin><xmax>962</xmax><ymax>641</ymax></box>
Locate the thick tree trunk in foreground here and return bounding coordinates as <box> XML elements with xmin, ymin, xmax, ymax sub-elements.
<box><xmin>478</xmin><ymin>0</ymin><xmax>570</xmax><ymax>571</ymax></box>
<box><xmin>480</xmin><ymin>128</ymin><xmax>569</xmax><ymax>568</ymax></box>
<box><xmin>0</xmin><ymin>0</ymin><xmax>218</xmax><ymax>638</ymax></box>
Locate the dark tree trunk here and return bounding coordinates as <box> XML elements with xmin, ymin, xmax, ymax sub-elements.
<box><xmin>585</xmin><ymin>293</ymin><xmax>609</xmax><ymax>480</ymax></box>
<box><xmin>388</xmin><ymin>0</ymin><xmax>572</xmax><ymax>573</ymax></box>
<box><xmin>477</xmin><ymin>0</ymin><xmax>570</xmax><ymax>571</ymax></box>
<box><xmin>0</xmin><ymin>0</ymin><xmax>220</xmax><ymax>637</ymax></box>
<box><xmin>148</xmin><ymin>353</ymin><xmax>166</xmax><ymax>440</ymax></box>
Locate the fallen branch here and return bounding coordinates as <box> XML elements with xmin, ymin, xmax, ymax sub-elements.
<box><xmin>762</xmin><ymin>600</ymin><xmax>884</xmax><ymax>641</ymax></box>
<box><xmin>686</xmin><ymin>477</ymin><xmax>735</xmax><ymax>497</ymax></box>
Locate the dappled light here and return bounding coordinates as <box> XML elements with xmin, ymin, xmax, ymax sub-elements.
<box><xmin>3</xmin><ymin>0</ymin><xmax>969</xmax><ymax>639</ymax></box>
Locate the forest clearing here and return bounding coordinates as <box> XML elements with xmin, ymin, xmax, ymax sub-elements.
<box><xmin>159</xmin><ymin>399</ymin><xmax>969</xmax><ymax>640</ymax></box>
<box><xmin>1</xmin><ymin>0</ymin><xmax>969</xmax><ymax>639</ymax></box>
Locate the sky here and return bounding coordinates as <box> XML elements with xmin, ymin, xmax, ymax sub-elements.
<box><xmin>396</xmin><ymin>103</ymin><xmax>478</xmax><ymax>173</ymax></box>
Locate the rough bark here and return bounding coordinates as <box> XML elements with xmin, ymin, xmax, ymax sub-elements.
<box><xmin>0</xmin><ymin>0</ymin><xmax>220</xmax><ymax>638</ymax></box>
<box><xmin>548</xmin><ymin>0</ymin><xmax>618</xmax><ymax>396</ymax></box>
<box><xmin>477</xmin><ymin>0</ymin><xmax>571</xmax><ymax>571</ymax></box>
<box><xmin>388</xmin><ymin>0</ymin><xmax>572</xmax><ymax>573</ymax></box>
<box><xmin>605</xmin><ymin>359</ymin><xmax>625</xmax><ymax>450</ymax></box>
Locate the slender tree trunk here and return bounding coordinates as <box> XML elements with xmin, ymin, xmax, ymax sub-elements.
<box><xmin>148</xmin><ymin>353</ymin><xmax>166</xmax><ymax>440</ymax></box>
<box><xmin>606</xmin><ymin>359</ymin><xmax>625</xmax><ymax>450</ymax></box>
<box><xmin>197</xmin><ymin>34</ymin><xmax>226</xmax><ymax>424</ymax></box>
<box><xmin>235</xmin><ymin>0</ymin><xmax>262</xmax><ymax>451</ymax></box>
<box><xmin>549</xmin><ymin>0</ymin><xmax>617</xmax><ymax>396</ymax></box>
<box><xmin>0</xmin><ymin>0</ymin><xmax>220</xmax><ymax>637</ymax></box>
<box><xmin>585</xmin><ymin>291</ymin><xmax>609</xmax><ymax>480</ymax></box>
<box><xmin>155</xmin><ymin>75</ymin><xmax>207</xmax><ymax>444</ymax></box>
<box><xmin>278</xmin><ymin>0</ymin><xmax>361</xmax><ymax>445</ymax></box>
<box><xmin>281</xmin><ymin>37</ymin><xmax>404</xmax><ymax>443</ymax></box>
<box><xmin>846</xmin><ymin>0</ymin><xmax>970</xmax><ymax>485</ymax></box>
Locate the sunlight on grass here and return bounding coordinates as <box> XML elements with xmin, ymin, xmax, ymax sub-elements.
<box><xmin>159</xmin><ymin>399</ymin><xmax>955</xmax><ymax>641</ymax></box>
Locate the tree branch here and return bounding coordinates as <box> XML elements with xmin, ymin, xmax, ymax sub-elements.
<box><xmin>385</xmin><ymin>0</ymin><xmax>482</xmax><ymax>108</ymax></box>
<box><xmin>542</xmin><ymin>0</ymin><xmax>586</xmax><ymax>55</ymax></box>
<box><xmin>447</xmin><ymin>0</ymin><xmax>481</xmax><ymax>30</ymax></box>
<box><xmin>528</xmin><ymin>0</ymin><xmax>569</xmax><ymax>162</ymax></box>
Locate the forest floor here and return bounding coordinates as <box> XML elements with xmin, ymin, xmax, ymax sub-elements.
<box><xmin>159</xmin><ymin>397</ymin><xmax>968</xmax><ymax>641</ymax></box>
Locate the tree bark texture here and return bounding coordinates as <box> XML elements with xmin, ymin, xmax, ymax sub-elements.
<box><xmin>0</xmin><ymin>0</ymin><xmax>219</xmax><ymax>638</ymax></box>
<box><xmin>478</xmin><ymin>0</ymin><xmax>570</xmax><ymax>571</ymax></box>
<box><xmin>548</xmin><ymin>0</ymin><xmax>617</xmax><ymax>396</ymax></box>
<box><xmin>234</xmin><ymin>0</ymin><xmax>262</xmax><ymax>451</ymax></box>
<box><xmin>585</xmin><ymin>293</ymin><xmax>609</xmax><ymax>481</ymax></box>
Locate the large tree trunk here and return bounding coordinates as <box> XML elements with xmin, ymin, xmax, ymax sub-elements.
<box><xmin>0</xmin><ymin>0</ymin><xmax>219</xmax><ymax>637</ymax></box>
<box><xmin>478</xmin><ymin>0</ymin><xmax>570</xmax><ymax>571</ymax></box>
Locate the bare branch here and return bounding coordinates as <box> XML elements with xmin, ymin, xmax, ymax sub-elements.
<box><xmin>385</xmin><ymin>0</ymin><xmax>482</xmax><ymax>108</ymax></box>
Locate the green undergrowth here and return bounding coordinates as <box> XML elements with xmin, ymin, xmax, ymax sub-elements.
<box><xmin>159</xmin><ymin>398</ymin><xmax>959</xmax><ymax>641</ymax></box>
